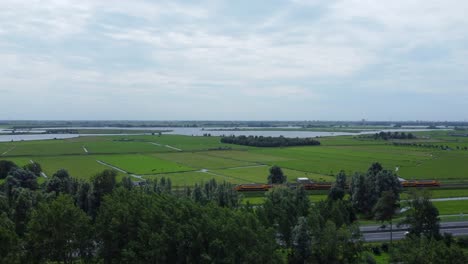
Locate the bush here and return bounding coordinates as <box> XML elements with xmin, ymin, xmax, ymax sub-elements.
<box><xmin>381</xmin><ymin>243</ymin><xmax>389</xmax><ymax>253</ymax></box>
<box><xmin>371</xmin><ymin>246</ymin><xmax>381</xmax><ymax>255</ymax></box>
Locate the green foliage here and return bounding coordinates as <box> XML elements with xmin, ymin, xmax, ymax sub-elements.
<box><xmin>260</xmin><ymin>186</ymin><xmax>310</xmax><ymax>247</ymax></box>
<box><xmin>23</xmin><ymin>161</ymin><xmax>42</xmax><ymax>177</ymax></box>
<box><xmin>350</xmin><ymin>163</ymin><xmax>401</xmax><ymax>216</ymax></box>
<box><xmin>268</xmin><ymin>165</ymin><xmax>287</xmax><ymax>184</ymax></box>
<box><xmin>393</xmin><ymin>236</ymin><xmax>467</xmax><ymax>264</ymax></box>
<box><xmin>26</xmin><ymin>194</ymin><xmax>93</xmax><ymax>263</ymax></box>
<box><xmin>0</xmin><ymin>212</ymin><xmax>20</xmax><ymax>263</ymax></box>
<box><xmin>401</xmin><ymin>190</ymin><xmax>441</xmax><ymax>238</ymax></box>
<box><xmin>0</xmin><ymin>160</ymin><xmax>17</xmax><ymax>179</ymax></box>
<box><xmin>96</xmin><ymin>188</ymin><xmax>282</xmax><ymax>263</ymax></box>
<box><xmin>221</xmin><ymin>135</ymin><xmax>320</xmax><ymax>147</ymax></box>
<box><xmin>45</xmin><ymin>169</ymin><xmax>76</xmax><ymax>196</ymax></box>
<box><xmin>328</xmin><ymin>170</ymin><xmax>347</xmax><ymax>200</ymax></box>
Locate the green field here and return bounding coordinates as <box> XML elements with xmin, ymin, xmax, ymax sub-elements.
<box><xmin>143</xmin><ymin>171</ymin><xmax>244</xmax><ymax>187</ymax></box>
<box><xmin>96</xmin><ymin>154</ymin><xmax>194</xmax><ymax>175</ymax></box>
<box><xmin>1</xmin><ymin>131</ymin><xmax>468</xmax><ymax>185</ymax></box>
<box><xmin>433</xmin><ymin>200</ymin><xmax>468</xmax><ymax>215</ymax></box>
<box><xmin>151</xmin><ymin>152</ymin><xmax>255</xmax><ymax>169</ymax></box>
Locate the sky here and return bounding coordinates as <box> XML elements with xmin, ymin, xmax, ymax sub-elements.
<box><xmin>1</xmin><ymin>0</ymin><xmax>467</xmax><ymax>121</ymax></box>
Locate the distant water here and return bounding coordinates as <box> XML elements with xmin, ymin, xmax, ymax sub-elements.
<box><xmin>0</xmin><ymin>127</ymin><xmax>448</xmax><ymax>142</ymax></box>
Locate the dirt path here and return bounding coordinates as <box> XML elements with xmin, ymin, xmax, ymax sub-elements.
<box><xmin>96</xmin><ymin>160</ymin><xmax>128</xmax><ymax>174</ymax></box>
<box><xmin>1</xmin><ymin>145</ymin><xmax>16</xmax><ymax>156</ymax></box>
<box><xmin>199</xmin><ymin>169</ymin><xmax>247</xmax><ymax>183</ymax></box>
<box><xmin>150</xmin><ymin>142</ymin><xmax>182</xmax><ymax>151</ymax></box>
<box><xmin>227</xmin><ymin>164</ymin><xmax>267</xmax><ymax>170</ymax></box>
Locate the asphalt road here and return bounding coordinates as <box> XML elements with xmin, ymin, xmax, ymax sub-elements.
<box><xmin>361</xmin><ymin>221</ymin><xmax>468</xmax><ymax>242</ymax></box>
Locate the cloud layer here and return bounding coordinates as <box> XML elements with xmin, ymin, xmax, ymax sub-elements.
<box><xmin>1</xmin><ymin>0</ymin><xmax>467</xmax><ymax>120</ymax></box>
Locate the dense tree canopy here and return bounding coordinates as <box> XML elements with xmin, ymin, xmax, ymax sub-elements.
<box><xmin>221</xmin><ymin>135</ymin><xmax>320</xmax><ymax>147</ymax></box>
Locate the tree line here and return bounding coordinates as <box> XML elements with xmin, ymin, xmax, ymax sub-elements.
<box><xmin>368</xmin><ymin>131</ymin><xmax>416</xmax><ymax>140</ymax></box>
<box><xmin>393</xmin><ymin>142</ymin><xmax>468</xmax><ymax>151</ymax></box>
<box><xmin>1</xmin><ymin>159</ymin><xmax>467</xmax><ymax>263</ymax></box>
<box><xmin>220</xmin><ymin>135</ymin><xmax>321</xmax><ymax>147</ymax></box>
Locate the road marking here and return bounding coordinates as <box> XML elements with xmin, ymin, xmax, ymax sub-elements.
<box><xmin>1</xmin><ymin>145</ymin><xmax>16</xmax><ymax>156</ymax></box>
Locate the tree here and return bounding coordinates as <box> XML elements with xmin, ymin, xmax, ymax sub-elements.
<box><xmin>401</xmin><ymin>190</ymin><xmax>440</xmax><ymax>238</ymax></box>
<box><xmin>0</xmin><ymin>160</ymin><xmax>17</xmax><ymax>179</ymax></box>
<box><xmin>23</xmin><ymin>162</ymin><xmax>42</xmax><ymax>177</ymax></box>
<box><xmin>328</xmin><ymin>170</ymin><xmax>347</xmax><ymax>200</ymax></box>
<box><xmin>27</xmin><ymin>194</ymin><xmax>93</xmax><ymax>263</ymax></box>
<box><xmin>373</xmin><ymin>191</ymin><xmax>399</xmax><ymax>246</ymax></box>
<box><xmin>291</xmin><ymin>217</ymin><xmax>312</xmax><ymax>263</ymax></box>
<box><xmin>0</xmin><ymin>212</ymin><xmax>20</xmax><ymax>263</ymax></box>
<box><xmin>393</xmin><ymin>236</ymin><xmax>467</xmax><ymax>264</ymax></box>
<box><xmin>45</xmin><ymin>169</ymin><xmax>74</xmax><ymax>196</ymax></box>
<box><xmin>5</xmin><ymin>168</ymin><xmax>38</xmax><ymax>202</ymax></box>
<box><xmin>260</xmin><ymin>186</ymin><xmax>309</xmax><ymax>247</ymax></box>
<box><xmin>89</xmin><ymin>169</ymin><xmax>117</xmax><ymax>218</ymax></box>
<box><xmin>268</xmin><ymin>166</ymin><xmax>287</xmax><ymax>184</ymax></box>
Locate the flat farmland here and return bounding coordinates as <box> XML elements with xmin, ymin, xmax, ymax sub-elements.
<box><xmin>151</xmin><ymin>152</ymin><xmax>255</xmax><ymax>169</ymax></box>
<box><xmin>4</xmin><ymin>140</ymin><xmax>84</xmax><ymax>156</ymax></box>
<box><xmin>146</xmin><ymin>135</ymin><xmax>249</xmax><ymax>151</ymax></box>
<box><xmin>203</xmin><ymin>150</ymin><xmax>291</xmax><ymax>163</ymax></box>
<box><xmin>399</xmin><ymin>151</ymin><xmax>468</xmax><ymax>180</ymax></box>
<box><xmin>143</xmin><ymin>171</ymin><xmax>244</xmax><ymax>187</ymax></box>
<box><xmin>251</xmin><ymin>145</ymin><xmax>433</xmax><ymax>177</ymax></box>
<box><xmin>211</xmin><ymin>166</ymin><xmax>335</xmax><ymax>184</ymax></box>
<box><xmin>96</xmin><ymin>154</ymin><xmax>194</xmax><ymax>175</ymax></box>
<box><xmin>84</xmin><ymin>141</ymin><xmax>171</xmax><ymax>154</ymax></box>
<box><xmin>433</xmin><ymin>200</ymin><xmax>468</xmax><ymax>215</ymax></box>
<box><xmin>29</xmin><ymin>155</ymin><xmax>125</xmax><ymax>180</ymax></box>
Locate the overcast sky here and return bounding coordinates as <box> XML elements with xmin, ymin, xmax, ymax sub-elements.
<box><xmin>1</xmin><ymin>0</ymin><xmax>467</xmax><ymax>121</ymax></box>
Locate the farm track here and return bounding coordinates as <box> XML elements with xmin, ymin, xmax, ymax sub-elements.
<box><xmin>200</xmin><ymin>169</ymin><xmax>252</xmax><ymax>183</ymax></box>
<box><xmin>227</xmin><ymin>165</ymin><xmax>268</xmax><ymax>170</ymax></box>
<box><xmin>150</xmin><ymin>142</ymin><xmax>182</xmax><ymax>151</ymax></box>
<box><xmin>1</xmin><ymin>145</ymin><xmax>16</xmax><ymax>156</ymax></box>
<box><xmin>96</xmin><ymin>160</ymin><xmax>128</xmax><ymax>174</ymax></box>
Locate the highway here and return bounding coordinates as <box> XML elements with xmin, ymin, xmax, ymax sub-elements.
<box><xmin>361</xmin><ymin>221</ymin><xmax>468</xmax><ymax>242</ymax></box>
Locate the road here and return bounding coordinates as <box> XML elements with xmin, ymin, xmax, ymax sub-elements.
<box><xmin>361</xmin><ymin>221</ymin><xmax>468</xmax><ymax>242</ymax></box>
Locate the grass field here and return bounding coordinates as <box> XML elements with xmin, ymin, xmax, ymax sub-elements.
<box><xmin>96</xmin><ymin>154</ymin><xmax>195</xmax><ymax>175</ymax></box>
<box><xmin>32</xmin><ymin>155</ymin><xmax>127</xmax><ymax>180</ymax></box>
<box><xmin>211</xmin><ymin>166</ymin><xmax>335</xmax><ymax>183</ymax></box>
<box><xmin>1</xmin><ymin>131</ymin><xmax>468</xmax><ymax>185</ymax></box>
<box><xmin>433</xmin><ymin>200</ymin><xmax>468</xmax><ymax>215</ymax></box>
<box><xmin>5</xmin><ymin>140</ymin><xmax>84</xmax><ymax>156</ymax></box>
<box><xmin>151</xmin><ymin>152</ymin><xmax>255</xmax><ymax>169</ymax></box>
<box><xmin>143</xmin><ymin>171</ymin><xmax>244</xmax><ymax>187</ymax></box>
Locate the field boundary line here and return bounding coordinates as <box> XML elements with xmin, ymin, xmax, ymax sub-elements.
<box><xmin>150</xmin><ymin>142</ymin><xmax>182</xmax><ymax>151</ymax></box>
<box><xmin>96</xmin><ymin>160</ymin><xmax>128</xmax><ymax>174</ymax></box>
<box><xmin>1</xmin><ymin>145</ymin><xmax>16</xmax><ymax>156</ymax></box>
<box><xmin>227</xmin><ymin>165</ymin><xmax>268</xmax><ymax>170</ymax></box>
